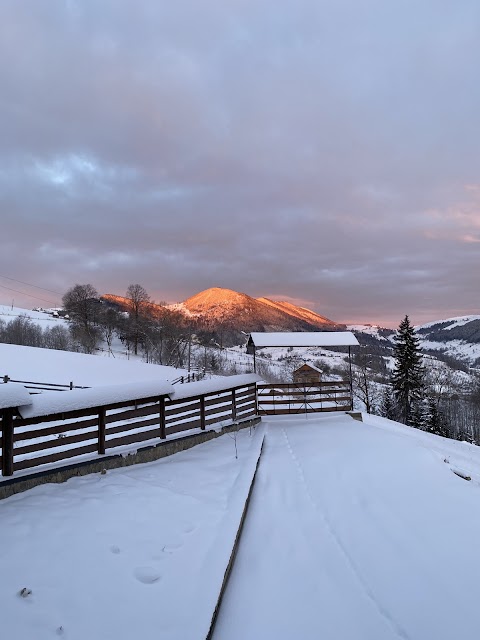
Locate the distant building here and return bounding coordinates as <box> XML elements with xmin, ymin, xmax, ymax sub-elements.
<box><xmin>292</xmin><ymin>363</ymin><xmax>322</xmax><ymax>385</ymax></box>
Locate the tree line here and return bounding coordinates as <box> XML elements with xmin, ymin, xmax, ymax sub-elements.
<box><xmin>0</xmin><ymin>282</ymin><xmax>250</xmax><ymax>373</ymax></box>
<box><xmin>351</xmin><ymin>315</ymin><xmax>480</xmax><ymax>444</ymax></box>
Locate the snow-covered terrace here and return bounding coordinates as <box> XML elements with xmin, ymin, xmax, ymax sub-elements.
<box><xmin>2</xmin><ymin>414</ymin><xmax>480</xmax><ymax>639</ymax></box>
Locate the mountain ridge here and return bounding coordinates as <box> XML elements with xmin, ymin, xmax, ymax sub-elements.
<box><xmin>102</xmin><ymin>287</ymin><xmax>340</xmax><ymax>334</ymax></box>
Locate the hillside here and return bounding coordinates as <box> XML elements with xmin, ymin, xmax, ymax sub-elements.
<box><xmin>180</xmin><ymin>287</ymin><xmax>338</xmax><ymax>332</ymax></box>
<box><xmin>102</xmin><ymin>287</ymin><xmax>338</xmax><ymax>337</ymax></box>
<box><xmin>416</xmin><ymin>315</ymin><xmax>480</xmax><ymax>365</ymax></box>
<box><xmin>0</xmin><ymin>343</ymin><xmax>185</xmax><ymax>387</ymax></box>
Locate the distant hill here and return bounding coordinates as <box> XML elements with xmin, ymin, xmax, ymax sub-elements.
<box><xmin>102</xmin><ymin>287</ymin><xmax>340</xmax><ymax>337</ymax></box>
<box><xmin>178</xmin><ymin>287</ymin><xmax>339</xmax><ymax>333</ymax></box>
<box><xmin>415</xmin><ymin>316</ymin><xmax>480</xmax><ymax>366</ymax></box>
<box><xmin>349</xmin><ymin>317</ymin><xmax>480</xmax><ymax>368</ymax></box>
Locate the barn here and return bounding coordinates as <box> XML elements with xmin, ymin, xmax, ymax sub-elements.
<box><xmin>292</xmin><ymin>363</ymin><xmax>323</xmax><ymax>385</ymax></box>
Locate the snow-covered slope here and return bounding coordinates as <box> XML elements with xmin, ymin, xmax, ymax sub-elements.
<box><xmin>416</xmin><ymin>315</ymin><xmax>480</xmax><ymax>364</ymax></box>
<box><xmin>0</xmin><ymin>305</ymin><xmax>68</xmax><ymax>328</ymax></box>
<box><xmin>182</xmin><ymin>287</ymin><xmax>337</xmax><ymax>332</ymax></box>
<box><xmin>0</xmin><ymin>343</ymin><xmax>185</xmax><ymax>387</ymax></box>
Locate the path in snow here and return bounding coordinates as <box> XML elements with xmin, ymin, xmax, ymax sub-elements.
<box><xmin>214</xmin><ymin>414</ymin><xmax>480</xmax><ymax>640</ymax></box>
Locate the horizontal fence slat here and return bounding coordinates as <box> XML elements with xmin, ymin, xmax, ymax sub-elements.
<box><xmin>165</xmin><ymin>401</ymin><xmax>201</xmax><ymax>418</ymax></box>
<box><xmin>236</xmin><ymin>404</ymin><xmax>256</xmax><ymax>415</ymax></box>
<box><xmin>105</xmin><ymin>403</ymin><xmax>159</xmax><ymax>424</ymax></box>
<box><xmin>257</xmin><ymin>398</ymin><xmax>348</xmax><ymax>406</ymax></box>
<box><xmin>204</xmin><ymin>394</ymin><xmax>231</xmax><ymax>409</ymax></box>
<box><xmin>105</xmin><ymin>416</ymin><xmax>160</xmax><ymax>436</ymax></box>
<box><xmin>14</xmin><ymin>418</ymin><xmax>99</xmax><ymax>441</ymax></box>
<box><xmin>14</xmin><ymin>430</ymin><xmax>97</xmax><ymax>456</ymax></box>
<box><xmin>234</xmin><ymin>388</ymin><xmax>257</xmax><ymax>401</ymax></box>
<box><xmin>259</xmin><ymin>405</ymin><xmax>351</xmax><ymax>415</ymax></box>
<box><xmin>106</xmin><ymin>427</ymin><xmax>162</xmax><ymax>450</ymax></box>
<box><xmin>165</xmin><ymin>420</ymin><xmax>202</xmax><ymax>435</ymax></box>
<box><xmin>236</xmin><ymin>399</ymin><xmax>256</xmax><ymax>410</ymax></box>
<box><xmin>257</xmin><ymin>388</ymin><xmax>349</xmax><ymax>398</ymax></box>
<box><xmin>202</xmin><ymin>403</ymin><xmax>233</xmax><ymax>419</ymax></box>
<box><xmin>14</xmin><ymin>443</ymin><xmax>98</xmax><ymax>472</ymax></box>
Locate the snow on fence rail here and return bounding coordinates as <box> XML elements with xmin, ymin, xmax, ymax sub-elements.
<box><xmin>0</xmin><ymin>374</ymin><xmax>260</xmax><ymax>477</ymax></box>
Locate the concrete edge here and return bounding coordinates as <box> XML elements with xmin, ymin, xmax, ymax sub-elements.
<box><xmin>206</xmin><ymin>432</ymin><xmax>265</xmax><ymax>640</ymax></box>
<box><xmin>0</xmin><ymin>417</ymin><xmax>261</xmax><ymax>501</ymax></box>
<box><xmin>347</xmin><ymin>411</ymin><xmax>363</xmax><ymax>422</ymax></box>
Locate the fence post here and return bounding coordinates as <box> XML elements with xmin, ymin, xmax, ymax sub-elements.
<box><xmin>2</xmin><ymin>409</ymin><xmax>14</xmax><ymax>476</ymax></box>
<box><xmin>98</xmin><ymin>408</ymin><xmax>106</xmax><ymax>454</ymax></box>
<box><xmin>200</xmin><ymin>396</ymin><xmax>206</xmax><ymax>430</ymax></box>
<box><xmin>159</xmin><ymin>396</ymin><xmax>166</xmax><ymax>440</ymax></box>
<box><xmin>232</xmin><ymin>389</ymin><xmax>237</xmax><ymax>422</ymax></box>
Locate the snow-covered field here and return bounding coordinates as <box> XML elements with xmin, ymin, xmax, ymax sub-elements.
<box><xmin>0</xmin><ymin>305</ymin><xmax>68</xmax><ymax>329</ymax></box>
<box><xmin>216</xmin><ymin>413</ymin><xmax>480</xmax><ymax>640</ymax></box>
<box><xmin>0</xmin><ymin>342</ymin><xmax>186</xmax><ymax>387</ymax></box>
<box><xmin>0</xmin><ymin>426</ymin><xmax>264</xmax><ymax>640</ymax></box>
<box><xmin>3</xmin><ymin>413</ymin><xmax>480</xmax><ymax>639</ymax></box>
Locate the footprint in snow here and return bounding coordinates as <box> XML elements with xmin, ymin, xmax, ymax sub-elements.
<box><xmin>109</xmin><ymin>545</ymin><xmax>121</xmax><ymax>554</ymax></box>
<box><xmin>183</xmin><ymin>524</ymin><xmax>195</xmax><ymax>534</ymax></box>
<box><xmin>134</xmin><ymin>566</ymin><xmax>162</xmax><ymax>584</ymax></box>
<box><xmin>162</xmin><ymin>542</ymin><xmax>182</xmax><ymax>553</ymax></box>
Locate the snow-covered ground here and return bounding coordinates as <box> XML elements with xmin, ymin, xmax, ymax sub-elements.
<box><xmin>0</xmin><ymin>305</ymin><xmax>68</xmax><ymax>329</ymax></box>
<box><xmin>3</xmin><ymin>413</ymin><xmax>480</xmax><ymax>639</ymax></box>
<box><xmin>0</xmin><ymin>426</ymin><xmax>264</xmax><ymax>640</ymax></box>
<box><xmin>215</xmin><ymin>413</ymin><xmax>480</xmax><ymax>639</ymax></box>
<box><xmin>419</xmin><ymin>315</ymin><xmax>480</xmax><ymax>331</ymax></box>
<box><xmin>0</xmin><ymin>342</ymin><xmax>186</xmax><ymax>387</ymax></box>
<box><xmin>420</xmin><ymin>337</ymin><xmax>480</xmax><ymax>365</ymax></box>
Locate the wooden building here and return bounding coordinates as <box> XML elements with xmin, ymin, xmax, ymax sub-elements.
<box><xmin>293</xmin><ymin>363</ymin><xmax>322</xmax><ymax>385</ymax></box>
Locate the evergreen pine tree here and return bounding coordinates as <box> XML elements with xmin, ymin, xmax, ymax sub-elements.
<box><xmin>381</xmin><ymin>387</ymin><xmax>397</xmax><ymax>420</ymax></box>
<box><xmin>410</xmin><ymin>397</ymin><xmax>428</xmax><ymax>430</ymax></box>
<box><xmin>392</xmin><ymin>315</ymin><xmax>424</xmax><ymax>425</ymax></box>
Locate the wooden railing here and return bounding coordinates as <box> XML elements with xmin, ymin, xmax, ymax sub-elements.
<box><xmin>171</xmin><ymin>372</ymin><xmax>200</xmax><ymax>385</ymax></box>
<box><xmin>0</xmin><ymin>381</ymin><xmax>257</xmax><ymax>477</ymax></box>
<box><xmin>257</xmin><ymin>381</ymin><xmax>352</xmax><ymax>415</ymax></box>
<box><xmin>2</xmin><ymin>375</ymin><xmax>89</xmax><ymax>392</ymax></box>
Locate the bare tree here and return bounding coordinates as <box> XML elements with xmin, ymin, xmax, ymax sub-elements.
<box><xmin>98</xmin><ymin>306</ymin><xmax>121</xmax><ymax>356</ymax></box>
<box><xmin>349</xmin><ymin>353</ymin><xmax>382</xmax><ymax>414</ymax></box>
<box><xmin>125</xmin><ymin>284</ymin><xmax>150</xmax><ymax>355</ymax></box>
<box><xmin>62</xmin><ymin>284</ymin><xmax>99</xmax><ymax>329</ymax></box>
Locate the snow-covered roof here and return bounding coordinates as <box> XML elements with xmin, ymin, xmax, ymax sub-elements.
<box><xmin>248</xmin><ymin>331</ymin><xmax>359</xmax><ymax>348</ymax></box>
<box><xmin>294</xmin><ymin>363</ymin><xmax>323</xmax><ymax>374</ymax></box>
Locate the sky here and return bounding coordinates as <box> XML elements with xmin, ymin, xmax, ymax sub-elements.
<box><xmin>1</xmin><ymin>0</ymin><xmax>479</xmax><ymax>328</ymax></box>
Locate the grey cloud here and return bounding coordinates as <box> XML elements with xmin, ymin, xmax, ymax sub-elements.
<box><xmin>1</xmin><ymin>0</ymin><xmax>480</xmax><ymax>326</ymax></box>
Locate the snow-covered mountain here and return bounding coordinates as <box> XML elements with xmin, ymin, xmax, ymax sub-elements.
<box><xmin>349</xmin><ymin>317</ymin><xmax>480</xmax><ymax>368</ymax></box>
<box><xmin>181</xmin><ymin>287</ymin><xmax>338</xmax><ymax>332</ymax></box>
<box><xmin>103</xmin><ymin>287</ymin><xmax>340</xmax><ymax>334</ymax></box>
<box><xmin>416</xmin><ymin>316</ymin><xmax>480</xmax><ymax>366</ymax></box>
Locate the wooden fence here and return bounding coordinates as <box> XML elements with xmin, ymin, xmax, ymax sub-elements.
<box><xmin>257</xmin><ymin>381</ymin><xmax>352</xmax><ymax>415</ymax></box>
<box><xmin>2</xmin><ymin>376</ymin><xmax>89</xmax><ymax>392</ymax></box>
<box><xmin>0</xmin><ymin>382</ymin><xmax>257</xmax><ymax>477</ymax></box>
